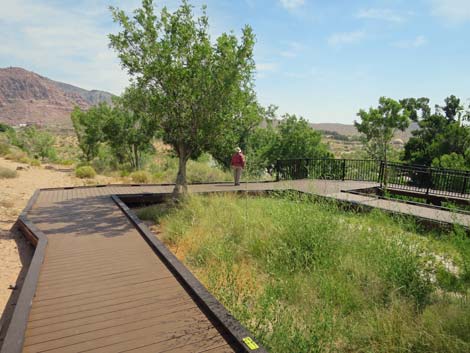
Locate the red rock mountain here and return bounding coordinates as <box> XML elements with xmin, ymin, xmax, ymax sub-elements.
<box><xmin>0</xmin><ymin>67</ymin><xmax>113</xmax><ymax>127</ymax></box>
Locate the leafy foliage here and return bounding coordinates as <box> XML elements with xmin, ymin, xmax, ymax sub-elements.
<box><xmin>402</xmin><ymin>95</ymin><xmax>470</xmax><ymax>169</ymax></box>
<box><xmin>71</xmin><ymin>104</ymin><xmax>107</xmax><ymax>162</ymax></box>
<box><xmin>109</xmin><ymin>0</ymin><xmax>257</xmax><ymax>193</ymax></box>
<box><xmin>355</xmin><ymin>97</ymin><xmax>410</xmax><ymax>163</ymax></box>
<box><xmin>72</xmin><ymin>88</ymin><xmax>158</xmax><ymax>171</ymax></box>
<box><xmin>246</xmin><ymin>115</ymin><xmax>332</xmax><ymax>175</ymax></box>
<box><xmin>13</xmin><ymin>126</ymin><xmax>57</xmax><ymax>161</ymax></box>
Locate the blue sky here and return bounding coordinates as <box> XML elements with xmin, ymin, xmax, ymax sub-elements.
<box><xmin>1</xmin><ymin>0</ymin><xmax>469</xmax><ymax>124</ymax></box>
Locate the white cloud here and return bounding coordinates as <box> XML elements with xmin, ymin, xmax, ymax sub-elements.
<box><xmin>355</xmin><ymin>8</ymin><xmax>406</xmax><ymax>23</ymax></box>
<box><xmin>392</xmin><ymin>35</ymin><xmax>428</xmax><ymax>48</ymax></box>
<box><xmin>0</xmin><ymin>0</ymin><xmax>131</xmax><ymax>94</ymax></box>
<box><xmin>430</xmin><ymin>0</ymin><xmax>470</xmax><ymax>23</ymax></box>
<box><xmin>279</xmin><ymin>0</ymin><xmax>305</xmax><ymax>10</ymax></box>
<box><xmin>256</xmin><ymin>62</ymin><xmax>279</xmax><ymax>79</ymax></box>
<box><xmin>327</xmin><ymin>31</ymin><xmax>366</xmax><ymax>47</ymax></box>
<box><xmin>257</xmin><ymin>62</ymin><xmax>279</xmax><ymax>72</ymax></box>
<box><xmin>280</xmin><ymin>42</ymin><xmax>305</xmax><ymax>58</ymax></box>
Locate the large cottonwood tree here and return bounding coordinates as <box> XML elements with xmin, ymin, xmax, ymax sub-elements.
<box><xmin>109</xmin><ymin>0</ymin><xmax>256</xmax><ymax>194</ymax></box>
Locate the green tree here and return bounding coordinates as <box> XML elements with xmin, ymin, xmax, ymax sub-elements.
<box><xmin>16</xmin><ymin>126</ymin><xmax>56</xmax><ymax>161</ymax></box>
<box><xmin>109</xmin><ymin>0</ymin><xmax>256</xmax><ymax>194</ymax></box>
<box><xmin>355</xmin><ymin>97</ymin><xmax>410</xmax><ymax>165</ymax></box>
<box><xmin>71</xmin><ymin>104</ymin><xmax>109</xmax><ymax>162</ymax></box>
<box><xmin>245</xmin><ymin>114</ymin><xmax>332</xmax><ymax>175</ymax></box>
<box><xmin>402</xmin><ymin>95</ymin><xmax>470</xmax><ymax>167</ymax></box>
<box><xmin>273</xmin><ymin>114</ymin><xmax>332</xmax><ymax>161</ymax></box>
<box><xmin>211</xmin><ymin>103</ymin><xmax>276</xmax><ymax>170</ymax></box>
<box><xmin>103</xmin><ymin>88</ymin><xmax>158</xmax><ymax>170</ymax></box>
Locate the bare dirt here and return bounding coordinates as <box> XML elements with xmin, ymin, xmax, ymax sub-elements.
<box><xmin>0</xmin><ymin>157</ymin><xmax>115</xmax><ymax>338</ymax></box>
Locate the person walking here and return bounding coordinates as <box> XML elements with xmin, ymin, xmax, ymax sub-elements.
<box><xmin>231</xmin><ymin>147</ymin><xmax>245</xmax><ymax>186</ymax></box>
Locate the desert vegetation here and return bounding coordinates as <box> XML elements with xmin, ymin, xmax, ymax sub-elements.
<box><xmin>137</xmin><ymin>193</ymin><xmax>470</xmax><ymax>353</ymax></box>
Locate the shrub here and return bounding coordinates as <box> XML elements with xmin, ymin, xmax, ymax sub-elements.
<box><xmin>0</xmin><ymin>142</ymin><xmax>10</xmax><ymax>156</ymax></box>
<box><xmin>0</xmin><ymin>166</ymin><xmax>17</xmax><ymax>179</ymax></box>
<box><xmin>130</xmin><ymin>170</ymin><xmax>151</xmax><ymax>184</ymax></box>
<box><xmin>30</xmin><ymin>159</ymin><xmax>41</xmax><ymax>167</ymax></box>
<box><xmin>4</xmin><ymin>148</ymin><xmax>28</xmax><ymax>162</ymax></box>
<box><xmin>186</xmin><ymin>160</ymin><xmax>232</xmax><ymax>183</ymax></box>
<box><xmin>19</xmin><ymin>156</ymin><xmax>31</xmax><ymax>164</ymax></box>
<box><xmin>75</xmin><ymin>166</ymin><xmax>96</xmax><ymax>179</ymax></box>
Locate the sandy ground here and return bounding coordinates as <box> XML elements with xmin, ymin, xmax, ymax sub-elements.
<box><xmin>0</xmin><ymin>157</ymin><xmax>116</xmax><ymax>339</ymax></box>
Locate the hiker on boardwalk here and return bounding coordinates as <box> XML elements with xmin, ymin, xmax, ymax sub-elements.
<box><xmin>231</xmin><ymin>147</ymin><xmax>245</xmax><ymax>186</ymax></box>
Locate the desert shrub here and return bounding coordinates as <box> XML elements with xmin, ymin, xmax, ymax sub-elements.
<box><xmin>19</xmin><ymin>156</ymin><xmax>31</xmax><ymax>164</ymax></box>
<box><xmin>0</xmin><ymin>166</ymin><xmax>17</xmax><ymax>179</ymax></box>
<box><xmin>130</xmin><ymin>170</ymin><xmax>151</xmax><ymax>183</ymax></box>
<box><xmin>75</xmin><ymin>166</ymin><xmax>96</xmax><ymax>179</ymax></box>
<box><xmin>55</xmin><ymin>159</ymin><xmax>74</xmax><ymax>166</ymax></box>
<box><xmin>0</xmin><ymin>142</ymin><xmax>10</xmax><ymax>156</ymax></box>
<box><xmin>30</xmin><ymin>159</ymin><xmax>41</xmax><ymax>167</ymax></box>
<box><xmin>4</xmin><ymin>148</ymin><xmax>28</xmax><ymax>162</ymax></box>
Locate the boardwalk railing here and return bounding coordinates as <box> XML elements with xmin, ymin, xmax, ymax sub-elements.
<box><xmin>275</xmin><ymin>159</ymin><xmax>470</xmax><ymax>199</ymax></box>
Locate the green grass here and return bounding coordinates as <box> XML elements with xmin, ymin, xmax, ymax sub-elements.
<box><xmin>142</xmin><ymin>193</ymin><xmax>470</xmax><ymax>353</ymax></box>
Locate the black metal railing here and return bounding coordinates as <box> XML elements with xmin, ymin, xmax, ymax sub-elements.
<box><xmin>275</xmin><ymin>159</ymin><xmax>470</xmax><ymax>199</ymax></box>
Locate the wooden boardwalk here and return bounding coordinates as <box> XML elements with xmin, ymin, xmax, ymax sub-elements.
<box><xmin>2</xmin><ymin>180</ymin><xmax>470</xmax><ymax>353</ymax></box>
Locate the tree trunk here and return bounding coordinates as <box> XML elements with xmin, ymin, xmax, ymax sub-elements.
<box><xmin>133</xmin><ymin>145</ymin><xmax>140</xmax><ymax>170</ymax></box>
<box><xmin>173</xmin><ymin>146</ymin><xmax>189</xmax><ymax>195</ymax></box>
<box><xmin>383</xmin><ymin>143</ymin><xmax>388</xmax><ymax>191</ymax></box>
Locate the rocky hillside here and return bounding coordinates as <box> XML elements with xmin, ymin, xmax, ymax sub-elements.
<box><xmin>0</xmin><ymin>67</ymin><xmax>113</xmax><ymax>127</ymax></box>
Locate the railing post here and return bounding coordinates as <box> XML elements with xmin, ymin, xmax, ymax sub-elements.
<box><xmin>341</xmin><ymin>159</ymin><xmax>346</xmax><ymax>181</ymax></box>
<box><xmin>426</xmin><ymin>168</ymin><xmax>432</xmax><ymax>198</ymax></box>
<box><xmin>462</xmin><ymin>171</ymin><xmax>469</xmax><ymax>195</ymax></box>
<box><xmin>275</xmin><ymin>160</ymin><xmax>280</xmax><ymax>181</ymax></box>
<box><xmin>379</xmin><ymin>161</ymin><xmax>384</xmax><ymax>188</ymax></box>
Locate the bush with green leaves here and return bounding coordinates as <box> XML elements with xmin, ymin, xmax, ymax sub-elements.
<box><xmin>75</xmin><ymin>166</ymin><xmax>96</xmax><ymax>179</ymax></box>
<box><xmin>14</xmin><ymin>126</ymin><xmax>57</xmax><ymax>161</ymax></box>
<box><xmin>30</xmin><ymin>159</ymin><xmax>41</xmax><ymax>167</ymax></box>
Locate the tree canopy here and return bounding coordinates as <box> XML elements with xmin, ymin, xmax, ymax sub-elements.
<box><xmin>402</xmin><ymin>95</ymin><xmax>470</xmax><ymax>169</ymax></box>
<box><xmin>355</xmin><ymin>97</ymin><xmax>410</xmax><ymax>163</ymax></box>
<box><xmin>245</xmin><ymin>114</ymin><xmax>332</xmax><ymax>175</ymax></box>
<box><xmin>109</xmin><ymin>0</ymin><xmax>257</xmax><ymax>193</ymax></box>
<box><xmin>71</xmin><ymin>91</ymin><xmax>158</xmax><ymax>171</ymax></box>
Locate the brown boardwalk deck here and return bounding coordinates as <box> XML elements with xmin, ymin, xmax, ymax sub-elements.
<box><xmin>2</xmin><ymin>179</ymin><xmax>470</xmax><ymax>353</ymax></box>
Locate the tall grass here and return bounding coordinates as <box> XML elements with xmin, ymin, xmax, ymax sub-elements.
<box><xmin>148</xmin><ymin>193</ymin><xmax>470</xmax><ymax>353</ymax></box>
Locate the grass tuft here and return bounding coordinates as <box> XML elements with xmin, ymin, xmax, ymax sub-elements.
<box><xmin>0</xmin><ymin>166</ymin><xmax>17</xmax><ymax>179</ymax></box>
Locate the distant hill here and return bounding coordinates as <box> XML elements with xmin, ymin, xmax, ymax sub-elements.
<box><xmin>310</xmin><ymin>123</ymin><xmax>358</xmax><ymax>136</ymax></box>
<box><xmin>263</xmin><ymin>120</ymin><xmax>416</xmax><ymax>141</ymax></box>
<box><xmin>0</xmin><ymin>67</ymin><xmax>113</xmax><ymax>127</ymax></box>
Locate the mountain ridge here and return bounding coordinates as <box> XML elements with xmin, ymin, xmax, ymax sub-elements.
<box><xmin>0</xmin><ymin>67</ymin><xmax>113</xmax><ymax>126</ymax></box>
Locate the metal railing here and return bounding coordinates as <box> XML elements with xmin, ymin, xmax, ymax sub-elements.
<box><xmin>275</xmin><ymin>159</ymin><xmax>470</xmax><ymax>199</ymax></box>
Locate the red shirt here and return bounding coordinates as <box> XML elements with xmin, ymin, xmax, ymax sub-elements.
<box><xmin>231</xmin><ymin>152</ymin><xmax>245</xmax><ymax>168</ymax></box>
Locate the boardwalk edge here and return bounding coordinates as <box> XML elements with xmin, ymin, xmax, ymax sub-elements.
<box><xmin>112</xmin><ymin>194</ymin><xmax>269</xmax><ymax>353</ymax></box>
